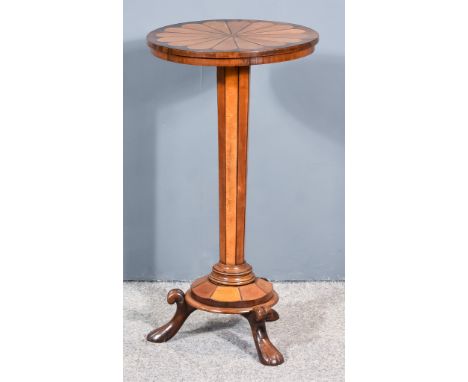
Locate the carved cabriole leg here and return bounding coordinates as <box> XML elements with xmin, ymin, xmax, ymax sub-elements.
<box><xmin>242</xmin><ymin>307</ymin><xmax>284</xmax><ymax>366</ymax></box>
<box><xmin>146</xmin><ymin>289</ymin><xmax>196</xmax><ymax>343</ymax></box>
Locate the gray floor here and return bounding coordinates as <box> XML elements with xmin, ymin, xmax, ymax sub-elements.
<box><xmin>124</xmin><ymin>281</ymin><xmax>344</xmax><ymax>382</ymax></box>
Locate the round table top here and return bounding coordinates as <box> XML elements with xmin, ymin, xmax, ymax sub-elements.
<box><xmin>147</xmin><ymin>19</ymin><xmax>319</xmax><ymax>66</ymax></box>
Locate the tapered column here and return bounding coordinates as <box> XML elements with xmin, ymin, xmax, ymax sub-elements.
<box><xmin>218</xmin><ymin>66</ymin><xmax>249</xmax><ymax>265</ymax></box>
<box><xmin>209</xmin><ymin>66</ymin><xmax>255</xmax><ymax>286</ymax></box>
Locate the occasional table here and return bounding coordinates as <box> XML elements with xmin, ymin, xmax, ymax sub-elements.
<box><xmin>145</xmin><ymin>19</ymin><xmax>319</xmax><ymax>366</ymax></box>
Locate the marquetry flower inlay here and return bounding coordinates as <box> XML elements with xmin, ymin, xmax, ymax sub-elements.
<box><xmin>156</xmin><ymin>20</ymin><xmax>313</xmax><ymax>51</ymax></box>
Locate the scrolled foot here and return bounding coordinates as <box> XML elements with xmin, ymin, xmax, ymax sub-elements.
<box><xmin>146</xmin><ymin>289</ymin><xmax>196</xmax><ymax>343</ymax></box>
<box><xmin>243</xmin><ymin>307</ymin><xmax>284</xmax><ymax>366</ymax></box>
<box><xmin>265</xmin><ymin>308</ymin><xmax>279</xmax><ymax>322</ymax></box>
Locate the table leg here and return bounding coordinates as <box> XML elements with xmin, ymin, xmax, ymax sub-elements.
<box><xmin>146</xmin><ymin>289</ymin><xmax>196</xmax><ymax>343</ymax></box>
<box><xmin>242</xmin><ymin>307</ymin><xmax>284</xmax><ymax>366</ymax></box>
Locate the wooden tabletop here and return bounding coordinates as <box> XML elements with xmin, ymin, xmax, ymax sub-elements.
<box><xmin>147</xmin><ymin>19</ymin><xmax>319</xmax><ymax>66</ymax></box>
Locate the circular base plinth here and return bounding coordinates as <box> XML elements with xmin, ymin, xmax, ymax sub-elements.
<box><xmin>186</xmin><ymin>289</ymin><xmax>279</xmax><ymax>314</ymax></box>
<box><xmin>208</xmin><ymin>262</ymin><xmax>256</xmax><ymax>286</ymax></box>
<box><xmin>185</xmin><ymin>275</ymin><xmax>279</xmax><ymax>314</ymax></box>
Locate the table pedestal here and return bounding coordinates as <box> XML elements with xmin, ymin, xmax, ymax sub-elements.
<box><xmin>146</xmin><ymin>66</ymin><xmax>283</xmax><ymax>366</ymax></box>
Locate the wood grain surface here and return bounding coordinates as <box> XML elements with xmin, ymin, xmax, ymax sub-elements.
<box><xmin>147</xmin><ymin>19</ymin><xmax>319</xmax><ymax>66</ymax></box>
<box><xmin>188</xmin><ymin>276</ymin><xmax>275</xmax><ymax>309</ymax></box>
<box><xmin>217</xmin><ymin>67</ymin><xmax>250</xmax><ymax>265</ymax></box>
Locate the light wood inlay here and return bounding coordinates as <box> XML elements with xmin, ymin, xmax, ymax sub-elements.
<box><xmin>224</xmin><ymin>67</ymin><xmax>239</xmax><ymax>265</ymax></box>
<box><xmin>236</xmin><ymin>66</ymin><xmax>249</xmax><ymax>264</ymax></box>
<box><xmin>251</xmin><ymin>24</ymin><xmax>294</xmax><ymax>33</ymax></box>
<box><xmin>154</xmin><ymin>20</ymin><xmax>312</xmax><ymax>51</ymax></box>
<box><xmin>212</xmin><ymin>37</ymin><xmax>238</xmax><ymax>51</ymax></box>
<box><xmin>226</xmin><ymin>20</ymin><xmax>250</xmax><ymax>34</ymax></box>
<box><xmin>234</xmin><ymin>37</ymin><xmax>262</xmax><ymax>50</ymax></box>
<box><xmin>190</xmin><ymin>275</ymin><xmax>274</xmax><ymax>308</ymax></box>
<box><xmin>240</xmin><ymin>22</ymin><xmax>274</xmax><ymax>34</ymax></box>
<box><xmin>211</xmin><ymin>286</ymin><xmax>241</xmax><ymax>302</ymax></box>
<box><xmin>239</xmin><ymin>283</ymin><xmax>266</xmax><ymax>301</ymax></box>
<box><xmin>148</xmin><ymin>20</ymin><xmax>319</xmax><ymax>65</ymax></box>
<box><xmin>204</xmin><ymin>21</ymin><xmax>231</xmax><ymax>34</ymax></box>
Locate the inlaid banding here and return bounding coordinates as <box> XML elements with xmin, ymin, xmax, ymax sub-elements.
<box><xmin>154</xmin><ymin>20</ymin><xmax>316</xmax><ymax>51</ymax></box>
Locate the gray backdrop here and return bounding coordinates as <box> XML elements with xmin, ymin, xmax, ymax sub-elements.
<box><xmin>124</xmin><ymin>0</ymin><xmax>344</xmax><ymax>280</ymax></box>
